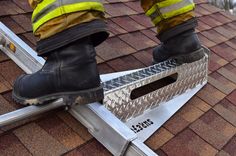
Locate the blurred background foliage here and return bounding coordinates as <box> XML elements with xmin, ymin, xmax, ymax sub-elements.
<box><xmin>208</xmin><ymin>0</ymin><xmax>236</xmax><ymax>15</ymax></box>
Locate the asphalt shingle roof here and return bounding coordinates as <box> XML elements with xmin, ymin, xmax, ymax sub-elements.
<box><xmin>0</xmin><ymin>0</ymin><xmax>236</xmax><ymax>155</ymax></box>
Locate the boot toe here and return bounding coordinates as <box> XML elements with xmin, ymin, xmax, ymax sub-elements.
<box><xmin>12</xmin><ymin>74</ymin><xmax>30</xmax><ymax>104</ymax></box>
<box><xmin>13</xmin><ymin>74</ymin><xmax>26</xmax><ymax>96</ymax></box>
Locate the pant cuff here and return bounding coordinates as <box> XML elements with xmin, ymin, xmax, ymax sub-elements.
<box><xmin>157</xmin><ymin>17</ymin><xmax>198</xmax><ymax>42</ymax></box>
<box><xmin>36</xmin><ymin>19</ymin><xmax>109</xmax><ymax>56</ymax></box>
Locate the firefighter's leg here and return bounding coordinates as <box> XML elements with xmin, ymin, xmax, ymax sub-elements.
<box><xmin>141</xmin><ymin>0</ymin><xmax>204</xmax><ymax>63</ymax></box>
<box><xmin>13</xmin><ymin>0</ymin><xmax>109</xmax><ymax>105</ymax></box>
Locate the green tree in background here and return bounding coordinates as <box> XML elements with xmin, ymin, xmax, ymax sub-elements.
<box><xmin>208</xmin><ymin>0</ymin><xmax>236</xmax><ymax>15</ymax></box>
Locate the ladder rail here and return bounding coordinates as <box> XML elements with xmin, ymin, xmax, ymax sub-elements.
<box><xmin>0</xmin><ymin>22</ymin><xmax>44</xmax><ymax>74</ymax></box>
<box><xmin>125</xmin><ymin>140</ymin><xmax>157</xmax><ymax>156</ymax></box>
<box><xmin>70</xmin><ymin>103</ymin><xmax>136</xmax><ymax>156</ymax></box>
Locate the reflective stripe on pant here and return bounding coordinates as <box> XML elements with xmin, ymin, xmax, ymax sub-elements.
<box><xmin>141</xmin><ymin>0</ymin><xmax>195</xmax><ymax>34</ymax></box>
<box><xmin>35</xmin><ymin>11</ymin><xmax>104</xmax><ymax>40</ymax></box>
<box><xmin>29</xmin><ymin>0</ymin><xmax>195</xmax><ymax>41</ymax></box>
<box><xmin>29</xmin><ymin>0</ymin><xmax>105</xmax><ymax>37</ymax></box>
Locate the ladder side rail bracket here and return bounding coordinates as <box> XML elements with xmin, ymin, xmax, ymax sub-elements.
<box><xmin>70</xmin><ymin>103</ymin><xmax>157</xmax><ymax>156</ymax></box>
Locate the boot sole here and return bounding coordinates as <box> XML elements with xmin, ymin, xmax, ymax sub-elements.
<box><xmin>12</xmin><ymin>85</ymin><xmax>104</xmax><ymax>106</ymax></box>
<box><xmin>153</xmin><ymin>47</ymin><xmax>206</xmax><ymax>64</ymax></box>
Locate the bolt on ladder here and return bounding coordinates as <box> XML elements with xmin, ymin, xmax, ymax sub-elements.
<box><xmin>0</xmin><ymin>22</ymin><xmax>209</xmax><ymax>156</ymax></box>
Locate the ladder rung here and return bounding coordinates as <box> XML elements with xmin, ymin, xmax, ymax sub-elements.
<box><xmin>0</xmin><ymin>99</ymin><xmax>64</xmax><ymax>127</ymax></box>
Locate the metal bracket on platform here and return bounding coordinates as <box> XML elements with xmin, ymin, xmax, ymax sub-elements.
<box><xmin>0</xmin><ymin>22</ymin><xmax>209</xmax><ymax>156</ymax></box>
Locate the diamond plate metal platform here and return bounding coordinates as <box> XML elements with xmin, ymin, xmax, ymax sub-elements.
<box><xmin>0</xmin><ymin>22</ymin><xmax>209</xmax><ymax>156</ymax></box>
<box><xmin>103</xmin><ymin>57</ymin><xmax>207</xmax><ymax>121</ymax></box>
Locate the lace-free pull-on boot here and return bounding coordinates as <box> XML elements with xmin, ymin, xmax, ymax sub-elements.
<box><xmin>13</xmin><ymin>37</ymin><xmax>103</xmax><ymax>105</ymax></box>
<box><xmin>153</xmin><ymin>29</ymin><xmax>205</xmax><ymax>64</ymax></box>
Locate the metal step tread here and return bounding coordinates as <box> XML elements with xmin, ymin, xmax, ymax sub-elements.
<box><xmin>103</xmin><ymin>50</ymin><xmax>208</xmax><ymax>121</ymax></box>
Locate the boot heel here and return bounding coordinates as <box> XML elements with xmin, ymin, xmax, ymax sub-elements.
<box><xmin>174</xmin><ymin>48</ymin><xmax>205</xmax><ymax>64</ymax></box>
<box><xmin>63</xmin><ymin>86</ymin><xmax>104</xmax><ymax>106</ymax></box>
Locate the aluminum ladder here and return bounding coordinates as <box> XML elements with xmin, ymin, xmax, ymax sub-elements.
<box><xmin>0</xmin><ymin>22</ymin><xmax>209</xmax><ymax>156</ymax></box>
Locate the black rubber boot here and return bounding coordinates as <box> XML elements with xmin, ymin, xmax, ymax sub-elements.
<box><xmin>153</xmin><ymin>29</ymin><xmax>205</xmax><ymax>64</ymax></box>
<box><xmin>13</xmin><ymin>37</ymin><xmax>103</xmax><ymax>105</ymax></box>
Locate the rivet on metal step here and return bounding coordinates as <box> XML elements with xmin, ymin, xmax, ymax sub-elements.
<box><xmin>7</xmin><ymin>42</ymin><xmax>16</xmax><ymax>53</ymax></box>
<box><xmin>0</xmin><ymin>35</ymin><xmax>16</xmax><ymax>53</ymax></box>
